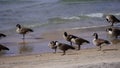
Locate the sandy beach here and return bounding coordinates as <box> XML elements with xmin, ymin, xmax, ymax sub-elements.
<box><xmin>0</xmin><ymin>43</ymin><xmax>120</xmax><ymax>68</ymax></box>
<box><xmin>0</xmin><ymin>26</ymin><xmax>120</xmax><ymax>68</ymax></box>
<box><xmin>0</xmin><ymin>0</ymin><xmax>120</xmax><ymax>68</ymax></box>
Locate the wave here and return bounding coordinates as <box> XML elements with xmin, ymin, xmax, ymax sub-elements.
<box><xmin>61</xmin><ymin>0</ymin><xmax>119</xmax><ymax>3</ymax></box>
<box><xmin>48</xmin><ymin>13</ymin><xmax>104</xmax><ymax>23</ymax></box>
<box><xmin>71</xmin><ymin>25</ymin><xmax>107</xmax><ymax>30</ymax></box>
<box><xmin>84</xmin><ymin>13</ymin><xmax>104</xmax><ymax>18</ymax></box>
<box><xmin>82</xmin><ymin>12</ymin><xmax>120</xmax><ymax>18</ymax></box>
<box><xmin>0</xmin><ymin>0</ymin><xmax>59</xmax><ymax>4</ymax></box>
<box><xmin>112</xmin><ymin>13</ymin><xmax>120</xmax><ymax>16</ymax></box>
<box><xmin>0</xmin><ymin>0</ymin><xmax>35</xmax><ymax>4</ymax></box>
<box><xmin>48</xmin><ymin>12</ymin><xmax>120</xmax><ymax>22</ymax></box>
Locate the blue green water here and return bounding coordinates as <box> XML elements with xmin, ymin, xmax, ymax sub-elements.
<box><xmin>0</xmin><ymin>0</ymin><xmax>120</xmax><ymax>32</ymax></box>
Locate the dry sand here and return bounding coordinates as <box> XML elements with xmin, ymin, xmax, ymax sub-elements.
<box><xmin>0</xmin><ymin>26</ymin><xmax>120</xmax><ymax>68</ymax></box>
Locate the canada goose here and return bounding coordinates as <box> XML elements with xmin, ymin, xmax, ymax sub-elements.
<box><xmin>48</xmin><ymin>41</ymin><xmax>57</xmax><ymax>53</ymax></box>
<box><xmin>106</xmin><ymin>27</ymin><xmax>120</xmax><ymax>38</ymax></box>
<box><xmin>0</xmin><ymin>44</ymin><xmax>9</xmax><ymax>51</ymax></box>
<box><xmin>93</xmin><ymin>33</ymin><xmax>110</xmax><ymax>51</ymax></box>
<box><xmin>0</xmin><ymin>33</ymin><xmax>6</xmax><ymax>38</ymax></box>
<box><xmin>63</xmin><ymin>32</ymin><xmax>78</xmax><ymax>46</ymax></box>
<box><xmin>106</xmin><ymin>15</ymin><xmax>120</xmax><ymax>26</ymax></box>
<box><xmin>55</xmin><ymin>41</ymin><xmax>75</xmax><ymax>55</ymax></box>
<box><xmin>16</xmin><ymin>24</ymin><xmax>33</xmax><ymax>39</ymax></box>
<box><xmin>70</xmin><ymin>36</ymin><xmax>90</xmax><ymax>50</ymax></box>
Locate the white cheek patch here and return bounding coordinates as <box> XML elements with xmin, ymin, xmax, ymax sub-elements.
<box><xmin>56</xmin><ymin>42</ymin><xmax>59</xmax><ymax>46</ymax></box>
<box><xmin>106</xmin><ymin>16</ymin><xmax>109</xmax><ymax>19</ymax></box>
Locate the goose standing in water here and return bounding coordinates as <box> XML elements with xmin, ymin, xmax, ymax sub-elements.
<box><xmin>106</xmin><ymin>15</ymin><xmax>120</xmax><ymax>26</ymax></box>
<box><xmin>16</xmin><ymin>24</ymin><xmax>33</xmax><ymax>39</ymax></box>
<box><xmin>106</xmin><ymin>27</ymin><xmax>120</xmax><ymax>39</ymax></box>
<box><xmin>0</xmin><ymin>44</ymin><xmax>9</xmax><ymax>51</ymax></box>
<box><xmin>55</xmin><ymin>41</ymin><xmax>75</xmax><ymax>55</ymax></box>
<box><xmin>93</xmin><ymin>33</ymin><xmax>110</xmax><ymax>51</ymax></box>
<box><xmin>48</xmin><ymin>41</ymin><xmax>57</xmax><ymax>53</ymax></box>
<box><xmin>63</xmin><ymin>32</ymin><xmax>78</xmax><ymax>46</ymax></box>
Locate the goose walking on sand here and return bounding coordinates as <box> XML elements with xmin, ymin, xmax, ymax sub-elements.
<box><xmin>0</xmin><ymin>44</ymin><xmax>9</xmax><ymax>51</ymax></box>
<box><xmin>93</xmin><ymin>33</ymin><xmax>110</xmax><ymax>51</ymax></box>
<box><xmin>16</xmin><ymin>24</ymin><xmax>33</xmax><ymax>39</ymax></box>
<box><xmin>48</xmin><ymin>41</ymin><xmax>57</xmax><ymax>53</ymax></box>
<box><xmin>63</xmin><ymin>32</ymin><xmax>78</xmax><ymax>46</ymax></box>
<box><xmin>106</xmin><ymin>27</ymin><xmax>120</xmax><ymax>38</ymax></box>
<box><xmin>55</xmin><ymin>41</ymin><xmax>75</xmax><ymax>55</ymax></box>
<box><xmin>106</xmin><ymin>15</ymin><xmax>120</xmax><ymax>26</ymax></box>
<box><xmin>70</xmin><ymin>36</ymin><xmax>90</xmax><ymax>50</ymax></box>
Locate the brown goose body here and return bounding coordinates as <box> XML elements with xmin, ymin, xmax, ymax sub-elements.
<box><xmin>106</xmin><ymin>27</ymin><xmax>120</xmax><ymax>38</ymax></box>
<box><xmin>0</xmin><ymin>44</ymin><xmax>9</xmax><ymax>51</ymax></box>
<box><xmin>106</xmin><ymin>15</ymin><xmax>120</xmax><ymax>26</ymax></box>
<box><xmin>48</xmin><ymin>41</ymin><xmax>57</xmax><ymax>53</ymax></box>
<box><xmin>63</xmin><ymin>32</ymin><xmax>78</xmax><ymax>46</ymax></box>
<box><xmin>70</xmin><ymin>36</ymin><xmax>90</xmax><ymax>50</ymax></box>
<box><xmin>93</xmin><ymin>33</ymin><xmax>110</xmax><ymax>51</ymax></box>
<box><xmin>16</xmin><ymin>24</ymin><xmax>33</xmax><ymax>39</ymax></box>
<box><xmin>55</xmin><ymin>41</ymin><xmax>75</xmax><ymax>55</ymax></box>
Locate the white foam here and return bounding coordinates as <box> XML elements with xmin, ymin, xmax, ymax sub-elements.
<box><xmin>85</xmin><ymin>13</ymin><xmax>104</xmax><ymax>18</ymax></box>
<box><xmin>62</xmin><ymin>16</ymin><xmax>81</xmax><ymax>20</ymax></box>
<box><xmin>114</xmin><ymin>13</ymin><xmax>120</xmax><ymax>16</ymax></box>
<box><xmin>71</xmin><ymin>25</ymin><xmax>107</xmax><ymax>30</ymax></box>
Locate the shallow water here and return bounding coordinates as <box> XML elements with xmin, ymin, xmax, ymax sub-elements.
<box><xmin>0</xmin><ymin>0</ymin><xmax>120</xmax><ymax>56</ymax></box>
<box><xmin>0</xmin><ymin>26</ymin><xmax>119</xmax><ymax>56</ymax></box>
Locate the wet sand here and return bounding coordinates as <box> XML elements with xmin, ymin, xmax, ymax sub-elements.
<box><xmin>0</xmin><ymin>26</ymin><xmax>120</xmax><ymax>68</ymax></box>
<box><xmin>0</xmin><ymin>42</ymin><xmax>120</xmax><ymax>68</ymax></box>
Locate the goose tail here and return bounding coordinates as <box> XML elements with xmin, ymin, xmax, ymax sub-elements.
<box><xmin>0</xmin><ymin>45</ymin><xmax>9</xmax><ymax>51</ymax></box>
<box><xmin>0</xmin><ymin>33</ymin><xmax>6</xmax><ymax>37</ymax></box>
<box><xmin>28</xmin><ymin>29</ymin><xmax>34</xmax><ymax>32</ymax></box>
<box><xmin>69</xmin><ymin>46</ymin><xmax>75</xmax><ymax>50</ymax></box>
<box><xmin>104</xmin><ymin>40</ymin><xmax>111</xmax><ymax>44</ymax></box>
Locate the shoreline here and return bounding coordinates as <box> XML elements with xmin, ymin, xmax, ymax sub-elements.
<box><xmin>0</xmin><ymin>43</ymin><xmax>120</xmax><ymax>68</ymax></box>
<box><xmin>0</xmin><ymin>25</ymin><xmax>119</xmax><ymax>56</ymax></box>
<box><xmin>0</xmin><ymin>26</ymin><xmax>120</xmax><ymax>68</ymax></box>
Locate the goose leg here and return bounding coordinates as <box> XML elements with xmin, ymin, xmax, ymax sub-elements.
<box><xmin>54</xmin><ymin>48</ymin><xmax>57</xmax><ymax>54</ymax></box>
<box><xmin>100</xmin><ymin>45</ymin><xmax>102</xmax><ymax>51</ymax></box>
<box><xmin>98</xmin><ymin>45</ymin><xmax>102</xmax><ymax>51</ymax></box>
<box><xmin>23</xmin><ymin>34</ymin><xmax>25</xmax><ymax>39</ymax></box>
<box><xmin>78</xmin><ymin>45</ymin><xmax>81</xmax><ymax>50</ymax></box>
<box><xmin>70</xmin><ymin>42</ymin><xmax>72</xmax><ymax>46</ymax></box>
<box><xmin>62</xmin><ymin>50</ymin><xmax>66</xmax><ymax>55</ymax></box>
<box><xmin>111</xmin><ymin>22</ymin><xmax>114</xmax><ymax>26</ymax></box>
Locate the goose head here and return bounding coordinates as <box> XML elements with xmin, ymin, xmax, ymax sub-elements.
<box><xmin>16</xmin><ymin>24</ymin><xmax>21</xmax><ymax>29</ymax></box>
<box><xmin>93</xmin><ymin>33</ymin><xmax>98</xmax><ymax>39</ymax></box>
<box><xmin>63</xmin><ymin>32</ymin><xmax>68</xmax><ymax>37</ymax></box>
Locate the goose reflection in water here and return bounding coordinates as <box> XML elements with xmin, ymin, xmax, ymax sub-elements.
<box><xmin>19</xmin><ymin>39</ymin><xmax>33</xmax><ymax>54</ymax></box>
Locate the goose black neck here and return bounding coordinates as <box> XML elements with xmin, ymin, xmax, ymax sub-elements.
<box><xmin>64</xmin><ymin>32</ymin><xmax>68</xmax><ymax>37</ymax></box>
<box><xmin>95</xmin><ymin>34</ymin><xmax>98</xmax><ymax>39</ymax></box>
